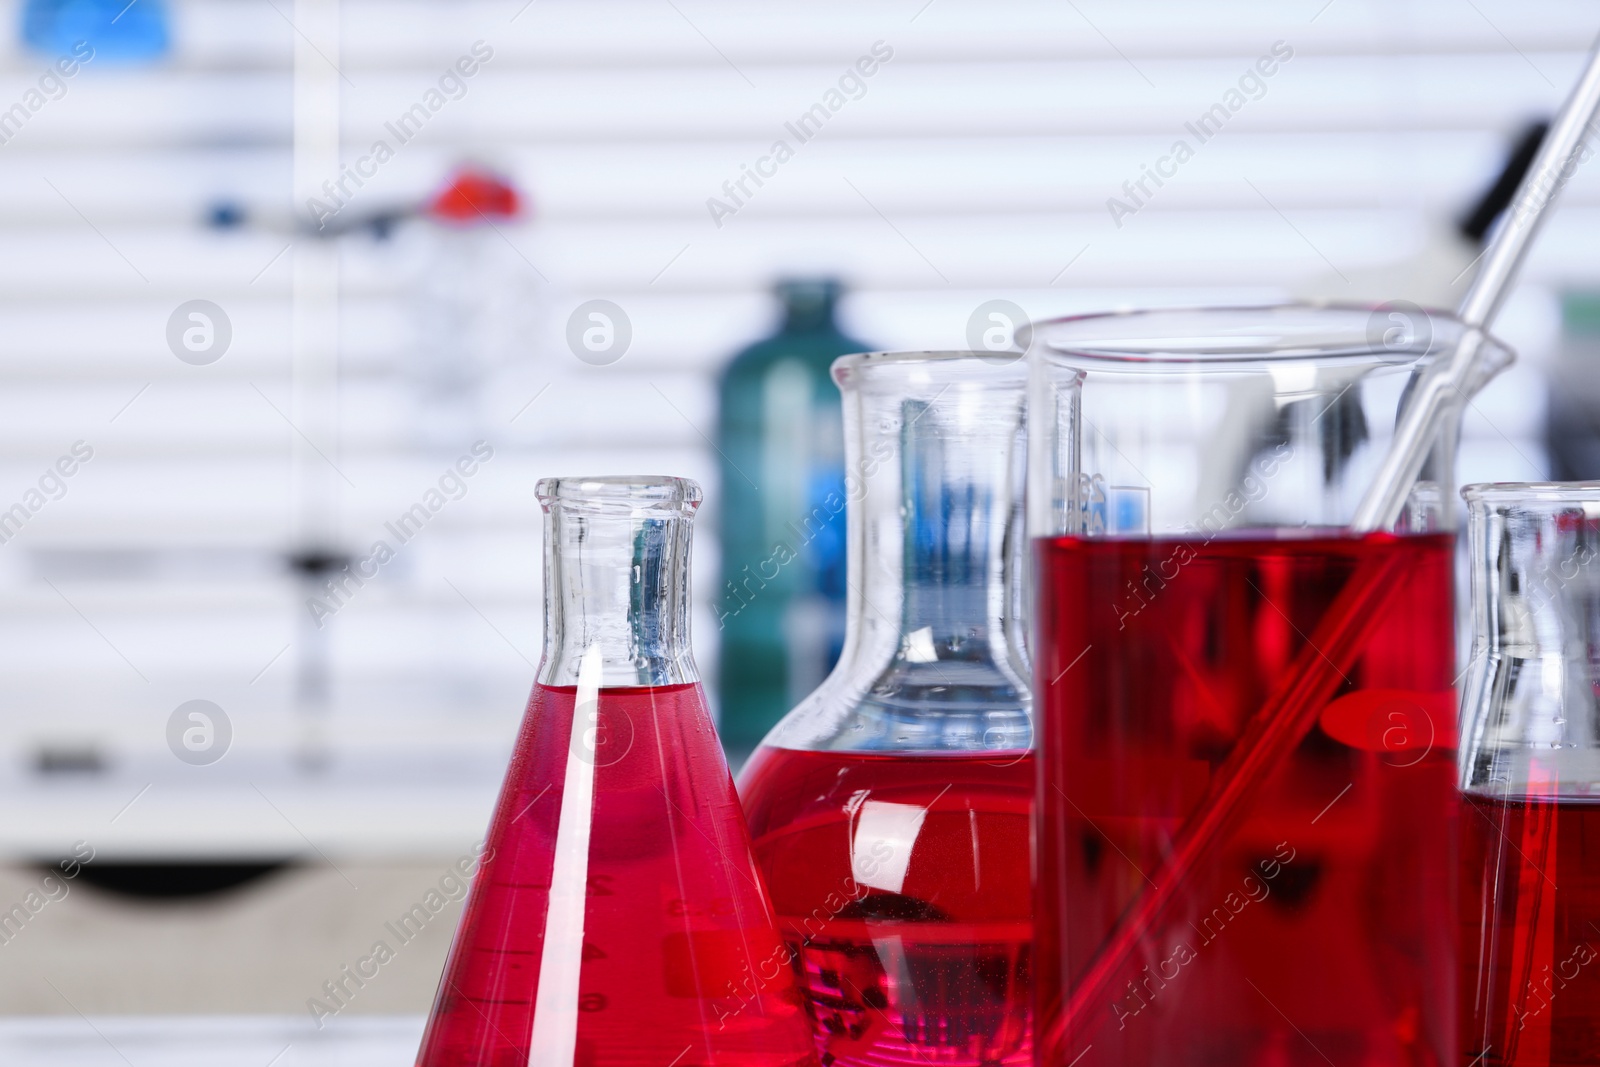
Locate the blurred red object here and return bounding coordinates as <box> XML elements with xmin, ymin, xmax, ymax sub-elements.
<box><xmin>427</xmin><ymin>168</ymin><xmax>522</xmax><ymax>224</ymax></box>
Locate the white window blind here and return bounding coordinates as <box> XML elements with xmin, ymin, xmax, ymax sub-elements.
<box><xmin>0</xmin><ymin>0</ymin><xmax>1588</xmax><ymax>856</ymax></box>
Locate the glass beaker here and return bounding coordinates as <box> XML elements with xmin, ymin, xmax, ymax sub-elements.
<box><xmin>1028</xmin><ymin>306</ymin><xmax>1512</xmax><ymax>1067</ymax></box>
<box><xmin>1459</xmin><ymin>482</ymin><xmax>1600</xmax><ymax>1067</ymax></box>
<box><xmin>738</xmin><ymin>352</ymin><xmax>1035</xmax><ymax>1067</ymax></box>
<box><xmin>415</xmin><ymin>476</ymin><xmax>817</xmax><ymax>1067</ymax></box>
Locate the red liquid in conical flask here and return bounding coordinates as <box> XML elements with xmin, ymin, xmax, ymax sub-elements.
<box><xmin>740</xmin><ymin>747</ymin><xmax>1035</xmax><ymax>1067</ymax></box>
<box><xmin>416</xmin><ymin>682</ymin><xmax>818</xmax><ymax>1067</ymax></box>
<box><xmin>1034</xmin><ymin>533</ymin><xmax>1457</xmax><ymax>1067</ymax></box>
<box><xmin>1461</xmin><ymin>793</ymin><xmax>1600</xmax><ymax>1067</ymax></box>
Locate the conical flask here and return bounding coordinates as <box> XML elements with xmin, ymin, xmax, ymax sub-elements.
<box><xmin>737</xmin><ymin>353</ymin><xmax>1035</xmax><ymax>1067</ymax></box>
<box><xmin>1459</xmin><ymin>482</ymin><xmax>1600</xmax><ymax>1067</ymax></box>
<box><xmin>416</xmin><ymin>476</ymin><xmax>818</xmax><ymax>1067</ymax></box>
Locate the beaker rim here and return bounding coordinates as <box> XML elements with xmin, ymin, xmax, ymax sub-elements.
<box><xmin>1030</xmin><ymin>302</ymin><xmax>1509</xmax><ymax>370</ymax></box>
<box><xmin>832</xmin><ymin>349</ymin><xmax>1030</xmax><ymax>386</ymax></box>
<box><xmin>1462</xmin><ymin>481</ymin><xmax>1600</xmax><ymax>504</ymax></box>
<box><xmin>536</xmin><ymin>475</ymin><xmax>702</xmax><ymax>515</ymax></box>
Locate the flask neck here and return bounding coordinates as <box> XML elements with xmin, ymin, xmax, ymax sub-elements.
<box><xmin>537</xmin><ymin>478</ymin><xmax>700</xmax><ymax>688</ymax></box>
<box><xmin>768</xmin><ymin>353</ymin><xmax>1032</xmax><ymax>753</ymax></box>
<box><xmin>1461</xmin><ymin>486</ymin><xmax>1600</xmax><ymax>794</ymax></box>
<box><xmin>862</xmin><ymin>396</ymin><xmax>1025</xmax><ymax>666</ymax></box>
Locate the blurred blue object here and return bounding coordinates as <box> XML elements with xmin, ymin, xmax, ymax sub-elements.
<box><xmin>22</xmin><ymin>0</ymin><xmax>170</xmax><ymax>63</ymax></box>
<box><xmin>205</xmin><ymin>200</ymin><xmax>247</xmax><ymax>230</ymax></box>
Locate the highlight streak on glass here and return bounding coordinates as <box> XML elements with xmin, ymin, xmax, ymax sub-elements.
<box><xmin>528</xmin><ymin>643</ymin><xmax>602</xmax><ymax>1067</ymax></box>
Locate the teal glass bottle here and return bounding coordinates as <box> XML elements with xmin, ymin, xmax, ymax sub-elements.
<box><xmin>715</xmin><ymin>279</ymin><xmax>867</xmax><ymax>758</ymax></box>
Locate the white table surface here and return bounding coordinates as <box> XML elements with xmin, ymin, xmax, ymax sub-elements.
<box><xmin>0</xmin><ymin>779</ymin><xmax>499</xmax><ymax>861</ymax></box>
<box><xmin>0</xmin><ymin>1016</ymin><xmax>425</xmax><ymax>1066</ymax></box>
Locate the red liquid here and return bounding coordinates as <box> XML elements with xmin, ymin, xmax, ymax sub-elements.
<box><xmin>1462</xmin><ymin>793</ymin><xmax>1600</xmax><ymax>1067</ymax></box>
<box><xmin>416</xmin><ymin>683</ymin><xmax>817</xmax><ymax>1067</ymax></box>
<box><xmin>739</xmin><ymin>747</ymin><xmax>1034</xmax><ymax>1067</ymax></box>
<box><xmin>1034</xmin><ymin>533</ymin><xmax>1458</xmax><ymax>1067</ymax></box>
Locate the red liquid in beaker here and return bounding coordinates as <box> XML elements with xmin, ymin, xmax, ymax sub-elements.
<box><xmin>417</xmin><ymin>682</ymin><xmax>817</xmax><ymax>1067</ymax></box>
<box><xmin>1034</xmin><ymin>533</ymin><xmax>1457</xmax><ymax>1067</ymax></box>
<box><xmin>739</xmin><ymin>747</ymin><xmax>1034</xmax><ymax>1067</ymax></box>
<box><xmin>1462</xmin><ymin>793</ymin><xmax>1600</xmax><ymax>1067</ymax></box>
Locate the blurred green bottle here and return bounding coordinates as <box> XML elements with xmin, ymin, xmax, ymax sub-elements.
<box><xmin>715</xmin><ymin>279</ymin><xmax>866</xmax><ymax>758</ymax></box>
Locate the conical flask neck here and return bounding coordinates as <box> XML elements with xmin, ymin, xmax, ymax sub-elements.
<box><xmin>897</xmin><ymin>421</ymin><xmax>1015</xmax><ymax>664</ymax></box>
<box><xmin>1461</xmin><ymin>485</ymin><xmax>1600</xmax><ymax>793</ymax></box>
<box><xmin>758</xmin><ymin>353</ymin><xmax>1032</xmax><ymax>754</ymax></box>
<box><xmin>860</xmin><ymin>383</ymin><xmax>1030</xmax><ymax>712</ymax></box>
<box><xmin>536</xmin><ymin>478</ymin><xmax>700</xmax><ymax>687</ymax></box>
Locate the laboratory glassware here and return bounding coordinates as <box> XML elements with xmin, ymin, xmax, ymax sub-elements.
<box><xmin>1029</xmin><ymin>305</ymin><xmax>1511</xmax><ymax>1067</ymax></box>
<box><xmin>717</xmin><ymin>278</ymin><xmax>868</xmax><ymax>757</ymax></box>
<box><xmin>1459</xmin><ymin>483</ymin><xmax>1600</xmax><ymax>1067</ymax></box>
<box><xmin>739</xmin><ymin>352</ymin><xmax>1035</xmax><ymax>1067</ymax></box>
<box><xmin>415</xmin><ymin>476</ymin><xmax>817</xmax><ymax>1067</ymax></box>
